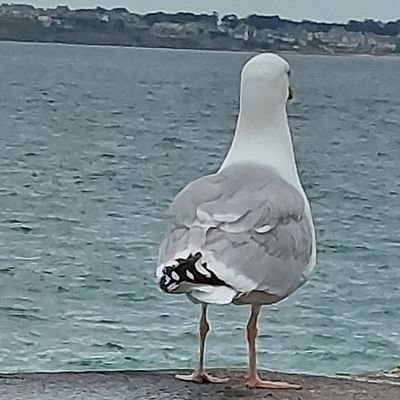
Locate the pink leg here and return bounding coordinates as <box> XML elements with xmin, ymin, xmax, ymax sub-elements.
<box><xmin>245</xmin><ymin>305</ymin><xmax>302</xmax><ymax>390</ymax></box>
<box><xmin>175</xmin><ymin>304</ymin><xmax>228</xmax><ymax>384</ymax></box>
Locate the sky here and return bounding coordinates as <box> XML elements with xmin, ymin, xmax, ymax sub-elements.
<box><xmin>12</xmin><ymin>0</ymin><xmax>400</xmax><ymax>23</ymax></box>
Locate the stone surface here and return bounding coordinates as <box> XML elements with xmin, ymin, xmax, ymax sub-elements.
<box><xmin>0</xmin><ymin>369</ymin><xmax>399</xmax><ymax>400</ymax></box>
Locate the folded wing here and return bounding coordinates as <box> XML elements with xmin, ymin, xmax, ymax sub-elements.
<box><xmin>157</xmin><ymin>163</ymin><xmax>313</xmax><ymax>302</ymax></box>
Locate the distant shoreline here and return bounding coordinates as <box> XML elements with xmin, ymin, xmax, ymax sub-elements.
<box><xmin>2</xmin><ymin>39</ymin><xmax>399</xmax><ymax>59</ymax></box>
<box><xmin>1</xmin><ymin>4</ymin><xmax>400</xmax><ymax>56</ymax></box>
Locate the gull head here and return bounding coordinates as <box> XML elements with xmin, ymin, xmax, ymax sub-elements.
<box><xmin>239</xmin><ymin>53</ymin><xmax>292</xmax><ymax>120</ymax></box>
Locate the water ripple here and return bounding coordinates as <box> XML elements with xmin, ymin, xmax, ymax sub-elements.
<box><xmin>0</xmin><ymin>42</ymin><xmax>399</xmax><ymax>375</ymax></box>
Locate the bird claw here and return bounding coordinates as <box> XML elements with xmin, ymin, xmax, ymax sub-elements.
<box><xmin>175</xmin><ymin>371</ymin><xmax>229</xmax><ymax>384</ymax></box>
<box><xmin>246</xmin><ymin>376</ymin><xmax>302</xmax><ymax>390</ymax></box>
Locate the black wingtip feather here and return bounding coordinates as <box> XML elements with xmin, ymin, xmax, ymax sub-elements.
<box><xmin>159</xmin><ymin>252</ymin><xmax>226</xmax><ymax>293</ymax></box>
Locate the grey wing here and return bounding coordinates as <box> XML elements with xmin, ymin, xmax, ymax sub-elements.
<box><xmin>158</xmin><ymin>164</ymin><xmax>314</xmax><ymax>298</ymax></box>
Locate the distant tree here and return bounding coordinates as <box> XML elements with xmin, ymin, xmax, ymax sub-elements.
<box><xmin>300</xmin><ymin>19</ymin><xmax>339</xmax><ymax>33</ymax></box>
<box><xmin>143</xmin><ymin>12</ymin><xmax>217</xmax><ymax>26</ymax></box>
<box><xmin>347</xmin><ymin>19</ymin><xmax>386</xmax><ymax>35</ymax></box>
<box><xmin>112</xmin><ymin>7</ymin><xmax>129</xmax><ymax>13</ymax></box>
<box><xmin>382</xmin><ymin>20</ymin><xmax>400</xmax><ymax>36</ymax></box>
<box><xmin>245</xmin><ymin>14</ymin><xmax>283</xmax><ymax>30</ymax></box>
<box><xmin>221</xmin><ymin>14</ymin><xmax>240</xmax><ymax>29</ymax></box>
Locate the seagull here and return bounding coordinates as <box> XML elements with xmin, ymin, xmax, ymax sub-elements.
<box><xmin>156</xmin><ymin>53</ymin><xmax>317</xmax><ymax>390</ymax></box>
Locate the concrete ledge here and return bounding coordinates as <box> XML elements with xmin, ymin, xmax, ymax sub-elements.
<box><xmin>0</xmin><ymin>369</ymin><xmax>399</xmax><ymax>400</ymax></box>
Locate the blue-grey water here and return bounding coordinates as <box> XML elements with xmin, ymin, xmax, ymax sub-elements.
<box><xmin>0</xmin><ymin>42</ymin><xmax>399</xmax><ymax>375</ymax></box>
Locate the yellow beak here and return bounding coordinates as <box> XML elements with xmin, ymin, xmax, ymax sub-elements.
<box><xmin>288</xmin><ymin>86</ymin><xmax>294</xmax><ymax>101</ymax></box>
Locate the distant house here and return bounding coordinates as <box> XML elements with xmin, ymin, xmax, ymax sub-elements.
<box><xmin>150</xmin><ymin>22</ymin><xmax>183</xmax><ymax>38</ymax></box>
<box><xmin>38</xmin><ymin>15</ymin><xmax>52</xmax><ymax>28</ymax></box>
<box><xmin>232</xmin><ymin>24</ymin><xmax>251</xmax><ymax>41</ymax></box>
<box><xmin>366</xmin><ymin>33</ymin><xmax>396</xmax><ymax>53</ymax></box>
